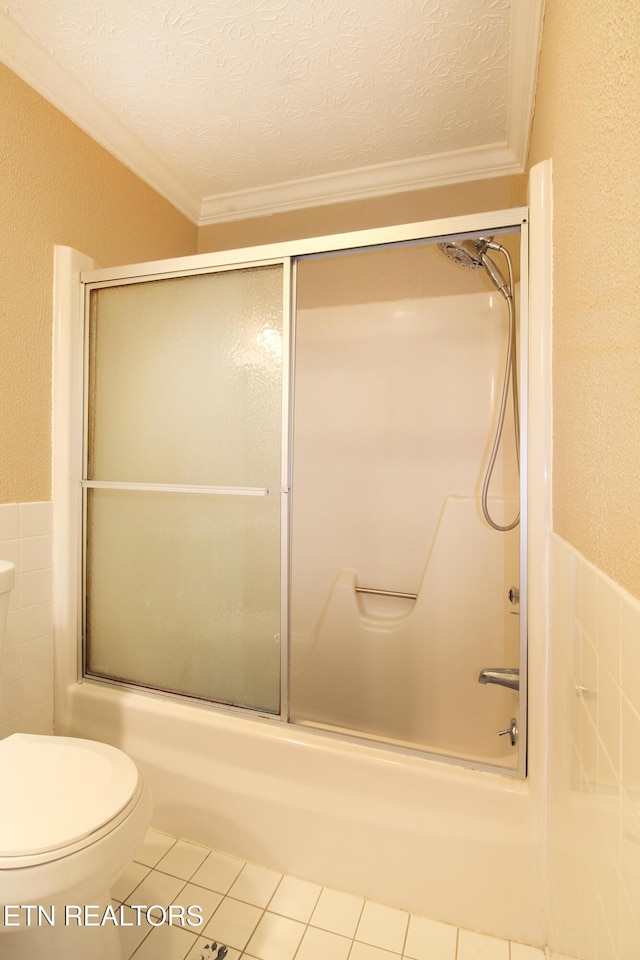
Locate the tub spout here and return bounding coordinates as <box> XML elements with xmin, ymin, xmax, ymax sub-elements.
<box><xmin>478</xmin><ymin>667</ymin><xmax>519</xmax><ymax>691</ymax></box>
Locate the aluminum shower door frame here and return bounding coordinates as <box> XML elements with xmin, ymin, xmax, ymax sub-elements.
<box><xmin>72</xmin><ymin>205</ymin><xmax>529</xmax><ymax>778</ymax></box>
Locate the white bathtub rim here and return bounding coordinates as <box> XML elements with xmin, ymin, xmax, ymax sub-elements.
<box><xmin>63</xmin><ymin>677</ymin><xmax>530</xmax><ymax>787</ymax></box>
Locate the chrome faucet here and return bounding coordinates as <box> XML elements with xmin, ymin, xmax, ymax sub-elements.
<box><xmin>477</xmin><ymin>667</ymin><xmax>520</xmax><ymax>691</ymax></box>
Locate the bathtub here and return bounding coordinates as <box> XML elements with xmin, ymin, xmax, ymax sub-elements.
<box><xmin>59</xmin><ymin>680</ymin><xmax>544</xmax><ymax>945</ymax></box>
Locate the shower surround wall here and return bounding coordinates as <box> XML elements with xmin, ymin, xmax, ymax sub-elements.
<box><xmin>290</xmin><ymin>290</ymin><xmax>520</xmax><ymax>763</ymax></box>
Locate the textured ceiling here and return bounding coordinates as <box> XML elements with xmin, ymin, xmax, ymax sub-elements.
<box><xmin>0</xmin><ymin>0</ymin><xmax>543</xmax><ymax>223</ymax></box>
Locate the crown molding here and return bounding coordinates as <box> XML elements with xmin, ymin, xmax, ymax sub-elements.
<box><xmin>198</xmin><ymin>143</ymin><xmax>523</xmax><ymax>224</ymax></box>
<box><xmin>0</xmin><ymin>9</ymin><xmax>201</xmax><ymax>224</ymax></box>
<box><xmin>507</xmin><ymin>0</ymin><xmax>546</xmax><ymax>169</ymax></box>
<box><xmin>0</xmin><ymin>1</ymin><xmax>542</xmax><ymax>228</ymax></box>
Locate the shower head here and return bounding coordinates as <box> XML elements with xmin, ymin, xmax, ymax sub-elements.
<box><xmin>438</xmin><ymin>237</ymin><xmax>511</xmax><ymax>300</ymax></box>
<box><xmin>436</xmin><ymin>240</ymin><xmax>484</xmax><ymax>270</ymax></box>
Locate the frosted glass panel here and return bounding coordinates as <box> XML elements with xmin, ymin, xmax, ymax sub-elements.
<box><xmin>88</xmin><ymin>265</ymin><xmax>283</xmax><ymax>486</ymax></box>
<box><xmin>85</xmin><ymin>489</ymin><xmax>281</xmax><ymax>712</ymax></box>
<box><xmin>290</xmin><ymin>237</ymin><xmax>521</xmax><ymax>769</ymax></box>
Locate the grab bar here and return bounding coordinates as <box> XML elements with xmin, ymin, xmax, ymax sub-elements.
<box><xmin>355</xmin><ymin>586</ymin><xmax>417</xmax><ymax>600</ymax></box>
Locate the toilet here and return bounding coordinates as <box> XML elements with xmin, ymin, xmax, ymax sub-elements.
<box><xmin>0</xmin><ymin>560</ymin><xmax>152</xmax><ymax>959</ymax></box>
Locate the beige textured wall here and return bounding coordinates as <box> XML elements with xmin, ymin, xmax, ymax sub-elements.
<box><xmin>0</xmin><ymin>64</ymin><xmax>197</xmax><ymax>504</ymax></box>
<box><xmin>528</xmin><ymin>0</ymin><xmax>640</xmax><ymax>599</ymax></box>
<box><xmin>198</xmin><ymin>175</ymin><xmax>526</xmax><ymax>252</ymax></box>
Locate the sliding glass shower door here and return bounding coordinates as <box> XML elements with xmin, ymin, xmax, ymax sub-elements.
<box><xmin>76</xmin><ymin>207</ymin><xmax>527</xmax><ymax>776</ymax></box>
<box><xmin>83</xmin><ymin>263</ymin><xmax>287</xmax><ymax>713</ymax></box>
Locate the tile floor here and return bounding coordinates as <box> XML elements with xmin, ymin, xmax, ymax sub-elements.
<box><xmin>113</xmin><ymin>829</ymin><xmax>545</xmax><ymax>960</ymax></box>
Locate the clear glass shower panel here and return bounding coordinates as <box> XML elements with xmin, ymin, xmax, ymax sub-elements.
<box><xmin>85</xmin><ymin>488</ymin><xmax>282</xmax><ymax>712</ymax></box>
<box><xmin>290</xmin><ymin>235</ymin><xmax>522</xmax><ymax>770</ymax></box>
<box><xmin>88</xmin><ymin>265</ymin><xmax>283</xmax><ymax>487</ymax></box>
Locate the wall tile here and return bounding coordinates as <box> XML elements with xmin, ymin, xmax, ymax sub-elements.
<box><xmin>597</xmin><ymin>573</ymin><xmax>621</xmax><ymax>680</ymax></box>
<box><xmin>0</xmin><ymin>679</ymin><xmax>20</xmax><ymax>722</ymax></box>
<box><xmin>19</xmin><ymin>569</ymin><xmax>53</xmax><ymax>607</ymax></box>
<box><xmin>18</xmin><ymin>699</ymin><xmax>53</xmax><ymax>735</ymax></box>
<box><xmin>20</xmin><ymin>667</ymin><xmax>53</xmax><ymax>712</ymax></box>
<box><xmin>20</xmin><ymin>534</ymin><xmax>52</xmax><ymax>573</ymax></box>
<box><xmin>19</xmin><ymin>634</ymin><xmax>53</xmax><ymax>677</ymax></box>
<box><xmin>0</xmin><ymin>502</ymin><xmax>54</xmax><ymax>738</ymax></box>
<box><xmin>5</xmin><ymin>610</ymin><xmax>20</xmax><ymax>647</ymax></box>
<box><xmin>621</xmin><ymin>698</ymin><xmax>640</xmax><ymax>800</ymax></box>
<box><xmin>620</xmin><ymin>599</ymin><xmax>640</xmax><ymax>717</ymax></box>
<box><xmin>0</xmin><ymin>504</ymin><xmax>20</xmax><ymax>541</ymax></box>
<box><xmin>621</xmin><ymin>889</ymin><xmax>640</xmax><ymax>959</ymax></box>
<box><xmin>19</xmin><ymin>502</ymin><xmax>53</xmax><ymax>538</ymax></box>
<box><xmin>549</xmin><ymin>534</ymin><xmax>640</xmax><ymax>960</ymax></box>
<box><xmin>597</xmin><ymin>663</ymin><xmax>621</xmax><ymax>779</ymax></box>
<box><xmin>20</xmin><ymin>602</ymin><xmax>53</xmax><ymax>643</ymax></box>
<box><xmin>2</xmin><ymin>646</ymin><xmax>20</xmax><ymax>683</ymax></box>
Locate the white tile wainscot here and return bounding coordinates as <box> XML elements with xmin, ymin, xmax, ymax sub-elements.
<box><xmin>0</xmin><ymin>501</ymin><xmax>54</xmax><ymax>737</ymax></box>
<box><xmin>548</xmin><ymin>534</ymin><xmax>640</xmax><ymax>959</ymax></box>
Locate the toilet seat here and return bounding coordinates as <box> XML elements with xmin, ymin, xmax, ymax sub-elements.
<box><xmin>0</xmin><ymin>734</ymin><xmax>142</xmax><ymax>866</ymax></box>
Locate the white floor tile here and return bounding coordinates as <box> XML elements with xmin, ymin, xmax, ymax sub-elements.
<box><xmin>125</xmin><ymin>869</ymin><xmax>185</xmax><ymax>910</ymax></box>
<box><xmin>129</xmin><ymin>921</ymin><xmax>197</xmax><ymax>960</ymax></box>
<box><xmin>349</xmin><ymin>940</ymin><xmax>402</xmax><ymax>960</ymax></box>
<box><xmin>510</xmin><ymin>944</ymin><xmax>546</xmax><ymax>960</ymax></box>
<box><xmin>157</xmin><ymin>838</ymin><xmax>211</xmax><ymax>880</ymax></box>
<box><xmin>295</xmin><ymin>924</ymin><xmax>352</xmax><ymax>960</ymax></box>
<box><xmin>356</xmin><ymin>900</ymin><xmax>409</xmax><ymax>953</ymax></box>
<box><xmin>116</xmin><ymin>904</ymin><xmax>155</xmax><ymax>959</ymax></box>
<box><xmin>457</xmin><ymin>928</ymin><xmax>510</xmax><ymax>960</ymax></box>
<box><xmin>135</xmin><ymin>829</ymin><xmax>177</xmax><ymax>867</ymax></box>
<box><xmin>184</xmin><ymin>937</ymin><xmax>241</xmax><ymax>960</ymax></box>
<box><xmin>404</xmin><ymin>914</ymin><xmax>458</xmax><ymax>960</ymax></box>
<box><xmin>268</xmin><ymin>875</ymin><xmax>322</xmax><ymax>922</ymax></box>
<box><xmin>112</xmin><ymin>862</ymin><xmax>151</xmax><ymax>903</ymax></box>
<box><xmin>118</xmin><ymin>832</ymin><xmax>543</xmax><ymax>960</ymax></box>
<box><xmin>310</xmin><ymin>887</ymin><xmax>364</xmax><ymax>937</ymax></box>
<box><xmin>171</xmin><ymin>882</ymin><xmax>224</xmax><ymax>927</ymax></box>
<box><xmin>204</xmin><ymin>897</ymin><xmax>262</xmax><ymax>950</ymax></box>
<box><xmin>244</xmin><ymin>911</ymin><xmax>306</xmax><ymax>960</ymax></box>
<box><xmin>192</xmin><ymin>851</ymin><xmax>246</xmax><ymax>894</ymax></box>
<box><xmin>227</xmin><ymin>862</ymin><xmax>283</xmax><ymax>908</ymax></box>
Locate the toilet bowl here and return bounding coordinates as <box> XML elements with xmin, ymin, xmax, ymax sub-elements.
<box><xmin>0</xmin><ymin>560</ymin><xmax>152</xmax><ymax>959</ymax></box>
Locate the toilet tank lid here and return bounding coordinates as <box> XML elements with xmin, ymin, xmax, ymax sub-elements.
<box><xmin>0</xmin><ymin>734</ymin><xmax>140</xmax><ymax>857</ymax></box>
